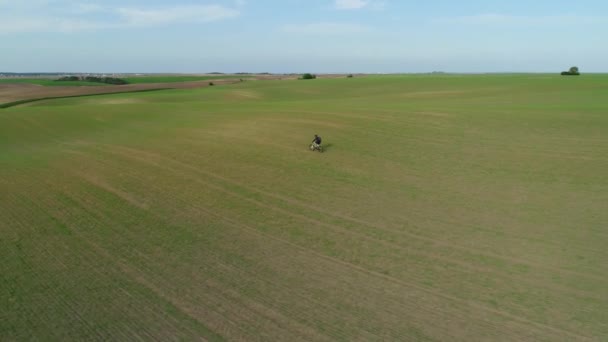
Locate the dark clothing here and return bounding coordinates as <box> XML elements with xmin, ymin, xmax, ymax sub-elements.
<box><xmin>313</xmin><ymin>136</ymin><xmax>322</xmax><ymax>144</ymax></box>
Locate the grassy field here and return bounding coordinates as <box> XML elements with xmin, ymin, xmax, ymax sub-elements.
<box><xmin>123</xmin><ymin>75</ymin><xmax>247</xmax><ymax>84</ymax></box>
<box><xmin>1</xmin><ymin>74</ymin><xmax>607</xmax><ymax>341</ymax></box>
<box><xmin>0</xmin><ymin>75</ymin><xmax>245</xmax><ymax>87</ymax></box>
<box><xmin>0</xmin><ymin>78</ymin><xmax>110</xmax><ymax>87</ymax></box>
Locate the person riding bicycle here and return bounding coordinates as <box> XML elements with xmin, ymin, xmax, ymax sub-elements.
<box><xmin>310</xmin><ymin>134</ymin><xmax>322</xmax><ymax>151</ymax></box>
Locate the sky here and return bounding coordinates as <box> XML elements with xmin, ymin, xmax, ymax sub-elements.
<box><xmin>1</xmin><ymin>0</ymin><xmax>607</xmax><ymax>73</ymax></box>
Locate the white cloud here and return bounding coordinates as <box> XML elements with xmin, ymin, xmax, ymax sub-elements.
<box><xmin>368</xmin><ymin>1</ymin><xmax>386</xmax><ymax>11</ymax></box>
<box><xmin>282</xmin><ymin>22</ymin><xmax>372</xmax><ymax>34</ymax></box>
<box><xmin>72</xmin><ymin>3</ymin><xmax>106</xmax><ymax>14</ymax></box>
<box><xmin>0</xmin><ymin>17</ymin><xmax>53</xmax><ymax>34</ymax></box>
<box><xmin>0</xmin><ymin>17</ymin><xmax>112</xmax><ymax>34</ymax></box>
<box><xmin>0</xmin><ymin>0</ymin><xmax>51</xmax><ymax>8</ymax></box>
<box><xmin>333</xmin><ymin>0</ymin><xmax>386</xmax><ymax>11</ymax></box>
<box><xmin>334</xmin><ymin>0</ymin><xmax>368</xmax><ymax>10</ymax></box>
<box><xmin>435</xmin><ymin>13</ymin><xmax>607</xmax><ymax>26</ymax></box>
<box><xmin>0</xmin><ymin>3</ymin><xmax>241</xmax><ymax>34</ymax></box>
<box><xmin>116</xmin><ymin>5</ymin><xmax>240</xmax><ymax>26</ymax></box>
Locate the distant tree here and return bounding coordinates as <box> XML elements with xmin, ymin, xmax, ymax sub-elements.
<box><xmin>301</xmin><ymin>73</ymin><xmax>316</xmax><ymax>80</ymax></box>
<box><xmin>347</xmin><ymin>74</ymin><xmax>354</xmax><ymax>78</ymax></box>
<box><xmin>209</xmin><ymin>82</ymin><xmax>214</xmax><ymax>86</ymax></box>
<box><xmin>98</xmin><ymin>77</ymin><xmax>128</xmax><ymax>85</ymax></box>
<box><xmin>55</xmin><ymin>76</ymin><xmax>80</xmax><ymax>82</ymax></box>
<box><xmin>561</xmin><ymin>66</ymin><xmax>580</xmax><ymax>76</ymax></box>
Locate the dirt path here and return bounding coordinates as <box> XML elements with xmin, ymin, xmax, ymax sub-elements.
<box><xmin>0</xmin><ymin>75</ymin><xmax>300</xmax><ymax>106</ymax></box>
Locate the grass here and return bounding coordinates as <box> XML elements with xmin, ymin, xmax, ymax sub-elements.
<box><xmin>1</xmin><ymin>75</ymin><xmax>607</xmax><ymax>341</ymax></box>
<box><xmin>0</xmin><ymin>88</ymin><xmax>170</xmax><ymax>109</ymax></box>
<box><xmin>0</xmin><ymin>78</ymin><xmax>110</xmax><ymax>86</ymax></box>
<box><xmin>0</xmin><ymin>75</ymin><xmax>247</xmax><ymax>87</ymax></box>
<box><xmin>123</xmin><ymin>75</ymin><xmax>247</xmax><ymax>84</ymax></box>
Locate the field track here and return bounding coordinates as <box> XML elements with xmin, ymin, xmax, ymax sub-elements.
<box><xmin>0</xmin><ymin>75</ymin><xmax>299</xmax><ymax>105</ymax></box>
<box><xmin>1</xmin><ymin>75</ymin><xmax>607</xmax><ymax>340</ymax></box>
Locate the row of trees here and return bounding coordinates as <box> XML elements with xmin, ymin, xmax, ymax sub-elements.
<box><xmin>56</xmin><ymin>76</ymin><xmax>129</xmax><ymax>85</ymax></box>
<box><xmin>301</xmin><ymin>74</ymin><xmax>354</xmax><ymax>79</ymax></box>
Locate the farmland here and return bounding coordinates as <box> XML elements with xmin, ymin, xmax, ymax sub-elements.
<box><xmin>1</xmin><ymin>74</ymin><xmax>607</xmax><ymax>341</ymax></box>
<box><xmin>0</xmin><ymin>78</ymin><xmax>111</xmax><ymax>87</ymax></box>
<box><xmin>123</xmin><ymin>75</ymin><xmax>249</xmax><ymax>84</ymax></box>
<box><xmin>0</xmin><ymin>76</ymin><xmax>259</xmax><ymax>107</ymax></box>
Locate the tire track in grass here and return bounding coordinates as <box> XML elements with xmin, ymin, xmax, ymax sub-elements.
<box><xmin>0</xmin><ymin>187</ymin><xmax>117</xmax><ymax>340</ymax></box>
<box><xmin>51</xmin><ymin>154</ymin><xmax>476</xmax><ymax>340</ymax></box>
<box><xmin>243</xmin><ymin>109</ymin><xmax>608</xmax><ymax>254</ymax></box>
<box><xmin>5</xmin><ymin>172</ymin><xmax>222</xmax><ymax>341</ymax></box>
<box><xmin>198</xmin><ymin>123</ymin><xmax>602</xmax><ymax>262</ymax></box>
<box><xmin>94</xmin><ymin>144</ymin><xmax>584</xmax><ymax>340</ymax></box>
<box><xmin>131</xmin><ymin>176</ymin><xmax>584</xmax><ymax>341</ymax></box>
<box><xmin>63</xmin><ymin>161</ymin><xmax>376</xmax><ymax>340</ymax></box>
<box><xmin>60</xmin><ymin>161</ymin><xmax>540</xmax><ymax>342</ymax></box>
<box><xmin>80</xmin><ymin>143</ymin><xmax>592</xmax><ymax>341</ymax></box>
<box><xmin>40</xmin><ymin>169</ymin><xmax>331</xmax><ymax>341</ymax></box>
<box><xmin>3</xmin><ymin>187</ymin><xmax>95</xmax><ymax>340</ymax></box>
<box><xmin>170</xmin><ymin>143</ymin><xmax>607</xmax><ymax>280</ymax></box>
<box><xmin>41</xmin><ymin>179</ymin><xmax>228</xmax><ymax>341</ymax></box>
<box><xmin>103</xmin><ymin>142</ymin><xmax>608</xmax><ymax>303</ymax></box>
<box><xmin>43</xmin><ymin>192</ymin><xmax>222</xmax><ymax>341</ymax></box>
<box><xmin>54</xmin><ymin>142</ymin><xmax>600</xmax><ymax>340</ymax></box>
<box><xmin>94</xmin><ymin>145</ymin><xmax>522</xmax><ymax>279</ymax></box>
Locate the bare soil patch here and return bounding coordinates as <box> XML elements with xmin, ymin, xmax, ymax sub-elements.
<box><xmin>0</xmin><ymin>75</ymin><xmax>297</xmax><ymax>106</ymax></box>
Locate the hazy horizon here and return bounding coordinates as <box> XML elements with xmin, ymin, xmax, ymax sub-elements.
<box><xmin>2</xmin><ymin>71</ymin><xmax>608</xmax><ymax>75</ymax></box>
<box><xmin>2</xmin><ymin>0</ymin><xmax>607</xmax><ymax>73</ymax></box>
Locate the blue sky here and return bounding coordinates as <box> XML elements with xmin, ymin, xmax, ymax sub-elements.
<box><xmin>1</xmin><ymin>0</ymin><xmax>607</xmax><ymax>73</ymax></box>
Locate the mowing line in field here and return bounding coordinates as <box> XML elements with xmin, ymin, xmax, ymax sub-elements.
<box><xmin>101</xmin><ymin>143</ymin><xmax>606</xmax><ymax>284</ymax></box>
<box><xmin>70</xmin><ymin>143</ymin><xmax>592</xmax><ymax>340</ymax></box>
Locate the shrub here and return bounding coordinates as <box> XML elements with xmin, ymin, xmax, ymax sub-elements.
<box><xmin>561</xmin><ymin>66</ymin><xmax>580</xmax><ymax>76</ymax></box>
<box><xmin>55</xmin><ymin>76</ymin><xmax>128</xmax><ymax>84</ymax></box>
<box><xmin>55</xmin><ymin>76</ymin><xmax>80</xmax><ymax>82</ymax></box>
<box><xmin>301</xmin><ymin>73</ymin><xmax>316</xmax><ymax>80</ymax></box>
<box><xmin>347</xmin><ymin>74</ymin><xmax>354</xmax><ymax>78</ymax></box>
<box><xmin>209</xmin><ymin>82</ymin><xmax>214</xmax><ymax>86</ymax></box>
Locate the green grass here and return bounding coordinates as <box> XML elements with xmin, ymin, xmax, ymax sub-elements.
<box><xmin>0</xmin><ymin>78</ymin><xmax>110</xmax><ymax>86</ymax></box>
<box><xmin>0</xmin><ymin>88</ymin><xmax>171</xmax><ymax>109</ymax></box>
<box><xmin>1</xmin><ymin>75</ymin><xmax>607</xmax><ymax>341</ymax></box>
<box><xmin>0</xmin><ymin>75</ymin><xmax>247</xmax><ymax>87</ymax></box>
<box><xmin>123</xmin><ymin>75</ymin><xmax>247</xmax><ymax>84</ymax></box>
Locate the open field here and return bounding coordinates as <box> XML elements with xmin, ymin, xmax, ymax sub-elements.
<box><xmin>123</xmin><ymin>75</ymin><xmax>249</xmax><ymax>84</ymax></box>
<box><xmin>0</xmin><ymin>75</ymin><xmax>246</xmax><ymax>87</ymax></box>
<box><xmin>0</xmin><ymin>78</ymin><xmax>111</xmax><ymax>87</ymax></box>
<box><xmin>1</xmin><ymin>74</ymin><xmax>607</xmax><ymax>340</ymax></box>
<box><xmin>0</xmin><ymin>75</ymin><xmax>294</xmax><ymax>107</ymax></box>
<box><xmin>0</xmin><ymin>80</ymin><xmax>240</xmax><ymax>107</ymax></box>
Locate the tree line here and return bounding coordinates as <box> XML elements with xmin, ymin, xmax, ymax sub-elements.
<box><xmin>56</xmin><ymin>76</ymin><xmax>129</xmax><ymax>85</ymax></box>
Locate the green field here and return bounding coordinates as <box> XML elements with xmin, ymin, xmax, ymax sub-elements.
<box><xmin>0</xmin><ymin>78</ymin><xmax>112</xmax><ymax>87</ymax></box>
<box><xmin>123</xmin><ymin>75</ymin><xmax>247</xmax><ymax>84</ymax></box>
<box><xmin>1</xmin><ymin>75</ymin><xmax>607</xmax><ymax>341</ymax></box>
<box><xmin>0</xmin><ymin>75</ymin><xmax>244</xmax><ymax>87</ymax></box>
